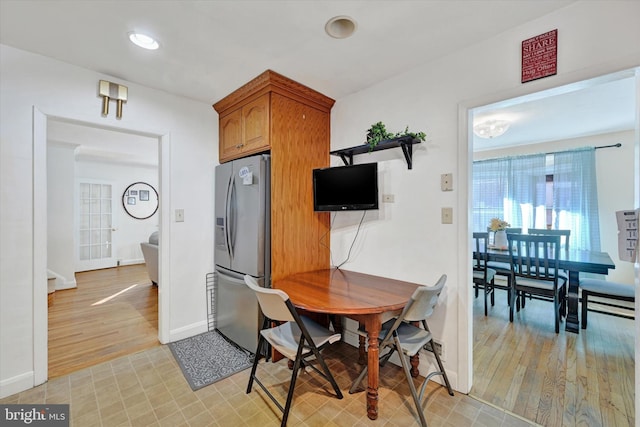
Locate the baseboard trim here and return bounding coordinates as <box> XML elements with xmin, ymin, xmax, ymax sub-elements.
<box><xmin>0</xmin><ymin>371</ymin><xmax>33</xmax><ymax>399</ymax></box>
<box><xmin>118</xmin><ymin>259</ymin><xmax>145</xmax><ymax>267</ymax></box>
<box><xmin>168</xmin><ymin>321</ymin><xmax>208</xmax><ymax>343</ymax></box>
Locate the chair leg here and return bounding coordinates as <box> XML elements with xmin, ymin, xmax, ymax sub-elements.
<box><xmin>247</xmin><ymin>336</ymin><xmax>265</xmax><ymax>393</ymax></box>
<box><xmin>427</xmin><ymin>339</ymin><xmax>454</xmax><ymax>397</ymax></box>
<box><xmin>581</xmin><ymin>291</ymin><xmax>589</xmax><ymax>329</ymax></box>
<box><xmin>309</xmin><ymin>346</ymin><xmax>343</xmax><ymax>399</ymax></box>
<box><xmin>554</xmin><ymin>295</ymin><xmax>560</xmax><ymax>334</ymax></box>
<box><xmin>394</xmin><ymin>337</ymin><xmax>428</xmax><ymax>427</ymax></box>
<box><xmin>490</xmin><ymin>281</ymin><xmax>495</xmax><ymax>306</ymax></box>
<box><xmin>280</xmin><ymin>342</ymin><xmax>308</xmax><ymax>427</ymax></box>
<box><xmin>349</xmin><ymin>364</ymin><xmax>368</xmax><ymax>394</ymax></box>
<box><xmin>483</xmin><ymin>284</ymin><xmax>489</xmax><ymax>316</ymax></box>
<box><xmin>509</xmin><ymin>286</ymin><xmax>516</xmax><ymax>322</ymax></box>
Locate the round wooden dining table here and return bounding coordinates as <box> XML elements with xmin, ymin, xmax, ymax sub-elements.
<box><xmin>273</xmin><ymin>268</ymin><xmax>422</xmax><ymax>421</ymax></box>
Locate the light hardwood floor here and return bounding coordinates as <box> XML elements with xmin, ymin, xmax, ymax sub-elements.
<box><xmin>48</xmin><ymin>264</ymin><xmax>160</xmax><ymax>378</ymax></box>
<box><xmin>471</xmin><ymin>288</ymin><xmax>635</xmax><ymax>426</ymax></box>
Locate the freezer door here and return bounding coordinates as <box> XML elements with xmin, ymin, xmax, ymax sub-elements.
<box><xmin>227</xmin><ymin>155</ymin><xmax>268</xmax><ymax>277</ymax></box>
<box><xmin>214</xmin><ymin>162</ymin><xmax>233</xmax><ymax>269</ymax></box>
<box><xmin>215</xmin><ymin>268</ymin><xmax>262</xmax><ymax>352</ymax></box>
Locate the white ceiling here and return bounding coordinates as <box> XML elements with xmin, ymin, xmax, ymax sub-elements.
<box><xmin>472</xmin><ymin>74</ymin><xmax>636</xmax><ymax>151</ymax></box>
<box><xmin>1</xmin><ymin>0</ymin><xmax>635</xmax><ymax>157</ymax></box>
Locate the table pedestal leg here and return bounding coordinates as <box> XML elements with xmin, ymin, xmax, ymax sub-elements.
<box><xmin>365</xmin><ymin>316</ymin><xmax>381</xmax><ymax>420</ymax></box>
<box><xmin>357</xmin><ymin>322</ymin><xmax>366</xmax><ymax>365</ymax></box>
<box><xmin>410</xmin><ymin>354</ymin><xmax>420</xmax><ymax>378</ymax></box>
<box><xmin>565</xmin><ymin>270</ymin><xmax>580</xmax><ymax>333</ymax></box>
<box><xmin>409</xmin><ymin>321</ymin><xmax>420</xmax><ymax>377</ymax></box>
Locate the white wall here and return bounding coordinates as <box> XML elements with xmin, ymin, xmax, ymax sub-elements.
<box><xmin>75</xmin><ymin>159</ymin><xmax>159</xmax><ymax>267</ymax></box>
<box><xmin>331</xmin><ymin>1</ymin><xmax>640</xmax><ymax>393</ymax></box>
<box><xmin>475</xmin><ymin>130</ymin><xmax>635</xmax><ymax>284</ymax></box>
<box><xmin>47</xmin><ymin>143</ymin><xmax>77</xmax><ymax>288</ymax></box>
<box><xmin>0</xmin><ymin>44</ymin><xmax>216</xmax><ymax>398</ymax></box>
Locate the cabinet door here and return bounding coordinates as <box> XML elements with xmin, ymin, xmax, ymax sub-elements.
<box><xmin>242</xmin><ymin>94</ymin><xmax>270</xmax><ymax>154</ymax></box>
<box><xmin>219</xmin><ymin>109</ymin><xmax>242</xmax><ymax>162</ymax></box>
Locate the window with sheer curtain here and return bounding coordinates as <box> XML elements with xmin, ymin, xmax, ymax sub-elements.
<box><xmin>472</xmin><ymin>147</ymin><xmax>600</xmax><ymax>251</ymax></box>
<box><xmin>552</xmin><ymin>147</ymin><xmax>601</xmax><ymax>251</ymax></box>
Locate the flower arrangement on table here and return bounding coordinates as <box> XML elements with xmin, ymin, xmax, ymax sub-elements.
<box><xmin>488</xmin><ymin>218</ymin><xmax>510</xmax><ymax>232</ymax></box>
<box><xmin>488</xmin><ymin>218</ymin><xmax>510</xmax><ymax>249</ymax></box>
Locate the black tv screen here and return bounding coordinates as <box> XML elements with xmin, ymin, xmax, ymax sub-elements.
<box><xmin>313</xmin><ymin>163</ymin><xmax>379</xmax><ymax>211</ymax></box>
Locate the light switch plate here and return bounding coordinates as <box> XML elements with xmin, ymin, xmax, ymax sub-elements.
<box><xmin>441</xmin><ymin>173</ymin><xmax>453</xmax><ymax>191</ymax></box>
<box><xmin>175</xmin><ymin>209</ymin><xmax>184</xmax><ymax>222</ymax></box>
<box><xmin>441</xmin><ymin>207</ymin><xmax>453</xmax><ymax>224</ymax></box>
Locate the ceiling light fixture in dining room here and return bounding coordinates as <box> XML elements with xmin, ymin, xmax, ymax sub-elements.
<box><xmin>473</xmin><ymin>119</ymin><xmax>510</xmax><ymax>139</ymax></box>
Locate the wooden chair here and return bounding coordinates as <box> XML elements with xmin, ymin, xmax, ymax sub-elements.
<box><xmin>579</xmin><ymin>278</ymin><xmax>635</xmax><ymax>329</ymax></box>
<box><xmin>521</xmin><ymin>228</ymin><xmax>570</xmax><ymax>307</ymax></box>
<box><xmin>473</xmin><ymin>232</ymin><xmax>498</xmax><ymax>316</ymax></box>
<box><xmin>527</xmin><ymin>228</ymin><xmax>570</xmax><ymax>252</ymax></box>
<box><xmin>486</xmin><ymin>227</ymin><xmax>522</xmax><ymax>302</ymax></box>
<box><xmin>507</xmin><ymin>233</ymin><xmax>567</xmax><ymax>333</ymax></box>
<box><xmin>244</xmin><ymin>275</ymin><xmax>343</xmax><ymax>426</ymax></box>
<box><xmin>349</xmin><ymin>274</ymin><xmax>453</xmax><ymax>427</ymax></box>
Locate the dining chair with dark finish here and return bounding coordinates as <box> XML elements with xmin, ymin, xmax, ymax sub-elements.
<box><xmin>349</xmin><ymin>274</ymin><xmax>454</xmax><ymax>427</ymax></box>
<box><xmin>527</xmin><ymin>228</ymin><xmax>571</xmax><ymax>252</ymax></box>
<box><xmin>244</xmin><ymin>275</ymin><xmax>343</xmax><ymax>427</ymax></box>
<box><xmin>521</xmin><ymin>228</ymin><xmax>570</xmax><ymax>308</ymax></box>
<box><xmin>507</xmin><ymin>233</ymin><xmax>567</xmax><ymax>333</ymax></box>
<box><xmin>473</xmin><ymin>232</ymin><xmax>498</xmax><ymax>316</ymax></box>
<box><xmin>486</xmin><ymin>227</ymin><xmax>522</xmax><ymax>303</ymax></box>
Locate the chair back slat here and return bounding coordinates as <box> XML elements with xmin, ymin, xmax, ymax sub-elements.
<box><xmin>527</xmin><ymin>228</ymin><xmax>570</xmax><ymax>253</ymax></box>
<box><xmin>507</xmin><ymin>233</ymin><xmax>561</xmax><ymax>283</ymax></box>
<box><xmin>472</xmin><ymin>232</ymin><xmax>489</xmax><ymax>271</ymax></box>
<box><xmin>244</xmin><ymin>275</ymin><xmax>295</xmax><ymax>322</ymax></box>
<box><xmin>402</xmin><ymin>274</ymin><xmax>447</xmax><ymax>322</ymax></box>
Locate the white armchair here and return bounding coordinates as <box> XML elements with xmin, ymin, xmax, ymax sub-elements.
<box><xmin>140</xmin><ymin>231</ymin><xmax>158</xmax><ymax>286</ymax></box>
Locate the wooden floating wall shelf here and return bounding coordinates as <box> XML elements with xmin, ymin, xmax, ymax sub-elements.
<box><xmin>330</xmin><ymin>136</ymin><xmax>421</xmax><ymax>169</ymax></box>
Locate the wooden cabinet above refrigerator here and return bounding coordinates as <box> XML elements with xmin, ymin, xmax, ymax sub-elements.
<box><xmin>213</xmin><ymin>70</ymin><xmax>335</xmax><ymax>281</ymax></box>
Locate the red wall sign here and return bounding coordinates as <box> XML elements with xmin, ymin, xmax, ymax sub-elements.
<box><xmin>521</xmin><ymin>29</ymin><xmax>557</xmax><ymax>83</ymax></box>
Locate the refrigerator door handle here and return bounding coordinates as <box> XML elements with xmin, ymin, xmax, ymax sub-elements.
<box><xmin>225</xmin><ymin>173</ymin><xmax>234</xmax><ymax>260</ymax></box>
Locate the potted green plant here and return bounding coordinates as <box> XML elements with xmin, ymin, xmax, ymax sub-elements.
<box><xmin>366</xmin><ymin>121</ymin><xmax>426</xmax><ymax>151</ymax></box>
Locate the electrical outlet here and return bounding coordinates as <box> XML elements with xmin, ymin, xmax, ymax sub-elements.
<box><xmin>441</xmin><ymin>207</ymin><xmax>453</xmax><ymax>224</ymax></box>
<box><xmin>423</xmin><ymin>340</ymin><xmax>444</xmax><ymax>359</ymax></box>
<box><xmin>382</xmin><ymin>194</ymin><xmax>395</xmax><ymax>203</ymax></box>
<box><xmin>441</xmin><ymin>173</ymin><xmax>453</xmax><ymax>191</ymax></box>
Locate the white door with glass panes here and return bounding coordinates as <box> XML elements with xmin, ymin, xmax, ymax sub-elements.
<box><xmin>77</xmin><ymin>181</ymin><xmax>117</xmax><ymax>271</ymax></box>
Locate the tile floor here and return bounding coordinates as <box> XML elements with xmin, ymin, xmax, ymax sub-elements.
<box><xmin>1</xmin><ymin>341</ymin><xmax>538</xmax><ymax>426</ymax></box>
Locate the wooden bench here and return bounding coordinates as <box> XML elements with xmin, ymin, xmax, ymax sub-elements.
<box><xmin>579</xmin><ymin>278</ymin><xmax>635</xmax><ymax>329</ymax></box>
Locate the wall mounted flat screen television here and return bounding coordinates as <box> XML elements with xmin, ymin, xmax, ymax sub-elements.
<box><xmin>313</xmin><ymin>162</ymin><xmax>379</xmax><ymax>211</ymax></box>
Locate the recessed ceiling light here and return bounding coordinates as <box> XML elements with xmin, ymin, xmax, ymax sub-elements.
<box><xmin>128</xmin><ymin>32</ymin><xmax>159</xmax><ymax>50</ymax></box>
<box><xmin>325</xmin><ymin>16</ymin><xmax>357</xmax><ymax>39</ymax></box>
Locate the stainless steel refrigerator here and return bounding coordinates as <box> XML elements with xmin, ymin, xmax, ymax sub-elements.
<box><xmin>214</xmin><ymin>154</ymin><xmax>270</xmax><ymax>352</ymax></box>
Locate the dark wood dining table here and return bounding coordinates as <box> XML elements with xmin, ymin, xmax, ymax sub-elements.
<box><xmin>484</xmin><ymin>247</ymin><xmax>615</xmax><ymax>333</ymax></box>
<box><xmin>273</xmin><ymin>268</ymin><xmax>422</xmax><ymax>420</ymax></box>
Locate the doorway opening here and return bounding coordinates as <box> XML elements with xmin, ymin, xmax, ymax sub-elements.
<box><xmin>467</xmin><ymin>69</ymin><xmax>638</xmax><ymax>425</ymax></box>
<box><xmin>35</xmin><ymin>113</ymin><xmax>168</xmax><ymax>381</ymax></box>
